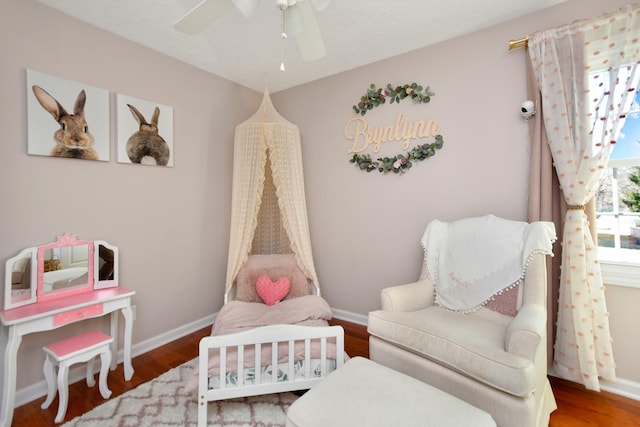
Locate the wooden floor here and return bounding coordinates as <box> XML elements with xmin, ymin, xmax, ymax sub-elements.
<box><xmin>11</xmin><ymin>319</ymin><xmax>640</xmax><ymax>426</ymax></box>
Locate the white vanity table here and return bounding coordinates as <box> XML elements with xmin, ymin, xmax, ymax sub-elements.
<box><xmin>0</xmin><ymin>234</ymin><xmax>135</xmax><ymax>427</ymax></box>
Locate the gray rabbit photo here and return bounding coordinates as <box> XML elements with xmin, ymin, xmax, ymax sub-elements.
<box><xmin>125</xmin><ymin>104</ymin><xmax>170</xmax><ymax>166</ymax></box>
<box><xmin>31</xmin><ymin>85</ymin><xmax>100</xmax><ymax>161</ymax></box>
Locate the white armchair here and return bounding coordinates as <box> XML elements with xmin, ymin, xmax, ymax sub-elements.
<box><xmin>368</xmin><ymin>216</ymin><xmax>557</xmax><ymax>427</ymax></box>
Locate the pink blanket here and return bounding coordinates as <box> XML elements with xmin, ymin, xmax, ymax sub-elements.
<box><xmin>183</xmin><ymin>295</ymin><xmax>335</xmax><ymax>393</ymax></box>
<box><xmin>213</xmin><ymin>295</ymin><xmax>333</xmax><ymax>334</ymax></box>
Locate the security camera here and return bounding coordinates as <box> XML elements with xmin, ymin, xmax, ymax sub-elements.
<box><xmin>520</xmin><ymin>100</ymin><xmax>536</xmax><ymax>120</ymax></box>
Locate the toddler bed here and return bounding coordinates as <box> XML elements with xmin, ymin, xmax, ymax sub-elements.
<box><xmin>184</xmin><ymin>255</ymin><xmax>347</xmax><ymax>427</ymax></box>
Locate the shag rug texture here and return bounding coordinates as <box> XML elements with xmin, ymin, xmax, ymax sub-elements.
<box><xmin>61</xmin><ymin>358</ymin><xmax>298</xmax><ymax>426</ymax></box>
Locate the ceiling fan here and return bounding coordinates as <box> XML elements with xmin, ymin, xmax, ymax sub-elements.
<box><xmin>175</xmin><ymin>0</ymin><xmax>331</xmax><ymax>62</ymax></box>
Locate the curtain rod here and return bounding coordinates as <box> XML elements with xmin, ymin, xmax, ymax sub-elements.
<box><xmin>508</xmin><ymin>35</ymin><xmax>529</xmax><ymax>50</ymax></box>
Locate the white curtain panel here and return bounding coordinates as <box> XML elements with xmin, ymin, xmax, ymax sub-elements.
<box><xmin>225</xmin><ymin>117</ymin><xmax>267</xmax><ymax>297</ymax></box>
<box><xmin>528</xmin><ymin>4</ymin><xmax>640</xmax><ymax>391</ymax></box>
<box><xmin>225</xmin><ymin>92</ymin><xmax>319</xmax><ymax>300</ymax></box>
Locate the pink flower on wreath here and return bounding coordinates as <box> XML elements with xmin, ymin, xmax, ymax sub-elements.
<box><xmin>393</xmin><ymin>158</ymin><xmax>406</xmax><ymax>169</ymax></box>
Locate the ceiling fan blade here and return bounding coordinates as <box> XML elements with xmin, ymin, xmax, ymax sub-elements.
<box><xmin>293</xmin><ymin>1</ymin><xmax>326</xmax><ymax>61</ymax></box>
<box><xmin>232</xmin><ymin>0</ymin><xmax>260</xmax><ymax>18</ymax></box>
<box><xmin>174</xmin><ymin>0</ymin><xmax>234</xmax><ymax>35</ymax></box>
<box><xmin>284</xmin><ymin>5</ymin><xmax>303</xmax><ymax>36</ymax></box>
<box><xmin>309</xmin><ymin>0</ymin><xmax>331</xmax><ymax>12</ymax></box>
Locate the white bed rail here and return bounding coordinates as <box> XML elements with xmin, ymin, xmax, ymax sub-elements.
<box><xmin>197</xmin><ymin>324</ymin><xmax>345</xmax><ymax>427</ymax></box>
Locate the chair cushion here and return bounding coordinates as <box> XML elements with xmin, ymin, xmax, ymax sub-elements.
<box><xmin>367</xmin><ymin>307</ymin><xmax>536</xmax><ymax>397</ymax></box>
<box><xmin>484</xmin><ymin>283</ymin><xmax>520</xmax><ymax>316</ymax></box>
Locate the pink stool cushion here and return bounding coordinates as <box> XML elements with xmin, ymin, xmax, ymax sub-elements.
<box><xmin>44</xmin><ymin>330</ymin><xmax>112</xmax><ymax>358</ymax></box>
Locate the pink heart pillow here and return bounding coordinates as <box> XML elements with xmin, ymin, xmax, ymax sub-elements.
<box><xmin>256</xmin><ymin>276</ymin><xmax>291</xmax><ymax>306</ymax></box>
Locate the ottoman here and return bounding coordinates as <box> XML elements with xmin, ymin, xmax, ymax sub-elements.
<box><xmin>286</xmin><ymin>357</ymin><xmax>495</xmax><ymax>427</ymax></box>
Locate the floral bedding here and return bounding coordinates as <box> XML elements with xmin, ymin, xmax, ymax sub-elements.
<box><xmin>207</xmin><ymin>358</ymin><xmax>338</xmax><ymax>389</ymax></box>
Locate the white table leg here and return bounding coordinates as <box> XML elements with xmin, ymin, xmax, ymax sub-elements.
<box><xmin>121</xmin><ymin>305</ymin><xmax>134</xmax><ymax>380</ymax></box>
<box><xmin>1</xmin><ymin>328</ymin><xmax>22</xmax><ymax>427</ymax></box>
<box><xmin>109</xmin><ymin>311</ymin><xmax>118</xmax><ymax>371</ymax></box>
<box><xmin>55</xmin><ymin>361</ymin><xmax>69</xmax><ymax>424</ymax></box>
<box><xmin>86</xmin><ymin>357</ymin><xmax>96</xmax><ymax>387</ymax></box>
<box><xmin>41</xmin><ymin>355</ymin><xmax>57</xmax><ymax>409</ymax></box>
<box><xmin>98</xmin><ymin>350</ymin><xmax>112</xmax><ymax>399</ymax></box>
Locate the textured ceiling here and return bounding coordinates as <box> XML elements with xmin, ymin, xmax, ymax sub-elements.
<box><xmin>36</xmin><ymin>0</ymin><xmax>569</xmax><ymax>93</ymax></box>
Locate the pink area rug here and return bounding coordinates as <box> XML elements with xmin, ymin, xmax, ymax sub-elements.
<box><xmin>62</xmin><ymin>358</ymin><xmax>297</xmax><ymax>426</ymax></box>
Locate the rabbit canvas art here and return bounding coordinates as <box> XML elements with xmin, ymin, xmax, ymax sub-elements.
<box><xmin>125</xmin><ymin>104</ymin><xmax>171</xmax><ymax>166</ymax></box>
<box><xmin>31</xmin><ymin>85</ymin><xmax>100</xmax><ymax>161</ymax></box>
<box><xmin>27</xmin><ymin>70</ymin><xmax>109</xmax><ymax>161</ymax></box>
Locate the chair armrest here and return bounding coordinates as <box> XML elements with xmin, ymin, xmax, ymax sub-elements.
<box><xmin>380</xmin><ymin>280</ymin><xmax>434</xmax><ymax>312</ymax></box>
<box><xmin>505</xmin><ymin>304</ymin><xmax>546</xmax><ymax>360</ymax></box>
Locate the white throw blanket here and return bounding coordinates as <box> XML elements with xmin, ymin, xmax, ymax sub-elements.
<box><xmin>422</xmin><ymin>215</ymin><xmax>556</xmax><ymax>313</ymax></box>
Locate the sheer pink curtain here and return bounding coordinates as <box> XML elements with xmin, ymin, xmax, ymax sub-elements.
<box><xmin>525</xmin><ymin>58</ymin><xmax>564</xmax><ymax>366</ymax></box>
<box><xmin>527</xmin><ymin>4</ymin><xmax>640</xmax><ymax>391</ymax></box>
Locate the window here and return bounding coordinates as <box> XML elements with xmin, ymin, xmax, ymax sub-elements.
<box><xmin>596</xmin><ymin>87</ymin><xmax>640</xmax><ymax>267</ymax></box>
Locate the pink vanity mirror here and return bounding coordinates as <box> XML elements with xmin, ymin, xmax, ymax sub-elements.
<box><xmin>3</xmin><ymin>234</ymin><xmax>119</xmax><ymax>310</ymax></box>
<box><xmin>37</xmin><ymin>234</ymin><xmax>95</xmax><ymax>302</ymax></box>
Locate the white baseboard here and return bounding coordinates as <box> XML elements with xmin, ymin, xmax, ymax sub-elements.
<box><xmin>128</xmin><ymin>313</ymin><xmax>216</xmax><ymax>360</ymax></box>
<box><xmin>331</xmin><ymin>307</ymin><xmax>368</xmax><ymax>326</ymax></box>
<box><xmin>600</xmin><ymin>377</ymin><xmax>640</xmax><ymax>402</ymax></box>
<box><xmin>547</xmin><ymin>367</ymin><xmax>640</xmax><ymax>401</ymax></box>
<box><xmin>548</xmin><ymin>368</ymin><xmax>640</xmax><ymax>402</ymax></box>
<box><xmin>14</xmin><ymin>314</ymin><xmax>216</xmax><ymax>408</ymax></box>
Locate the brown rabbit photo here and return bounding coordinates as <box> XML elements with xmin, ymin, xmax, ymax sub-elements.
<box><xmin>117</xmin><ymin>94</ymin><xmax>174</xmax><ymax>167</ymax></box>
<box><xmin>27</xmin><ymin>69</ymin><xmax>109</xmax><ymax>161</ymax></box>
<box><xmin>125</xmin><ymin>104</ymin><xmax>171</xmax><ymax>166</ymax></box>
<box><xmin>32</xmin><ymin>85</ymin><xmax>99</xmax><ymax>160</ymax></box>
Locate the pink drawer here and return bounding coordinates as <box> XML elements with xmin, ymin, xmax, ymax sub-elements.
<box><xmin>53</xmin><ymin>303</ymin><xmax>104</xmax><ymax>326</ymax></box>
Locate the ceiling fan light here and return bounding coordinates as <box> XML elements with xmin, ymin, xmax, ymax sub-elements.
<box><xmin>309</xmin><ymin>0</ymin><xmax>331</xmax><ymax>11</ymax></box>
<box><xmin>232</xmin><ymin>0</ymin><xmax>260</xmax><ymax>17</ymax></box>
<box><xmin>284</xmin><ymin>7</ymin><xmax>303</xmax><ymax>35</ymax></box>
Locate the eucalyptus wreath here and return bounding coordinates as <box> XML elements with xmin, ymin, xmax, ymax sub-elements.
<box><xmin>350</xmin><ymin>135</ymin><xmax>444</xmax><ymax>174</ymax></box>
<box><xmin>350</xmin><ymin>82</ymin><xmax>443</xmax><ymax>174</ymax></box>
<box><xmin>353</xmin><ymin>82</ymin><xmax>434</xmax><ymax>116</ymax></box>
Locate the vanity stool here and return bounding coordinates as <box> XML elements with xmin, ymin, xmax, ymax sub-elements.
<box><xmin>41</xmin><ymin>330</ymin><xmax>113</xmax><ymax>423</ymax></box>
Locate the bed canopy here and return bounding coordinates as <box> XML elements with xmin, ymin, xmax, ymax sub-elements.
<box><xmin>224</xmin><ymin>91</ymin><xmax>319</xmax><ymax>301</ymax></box>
